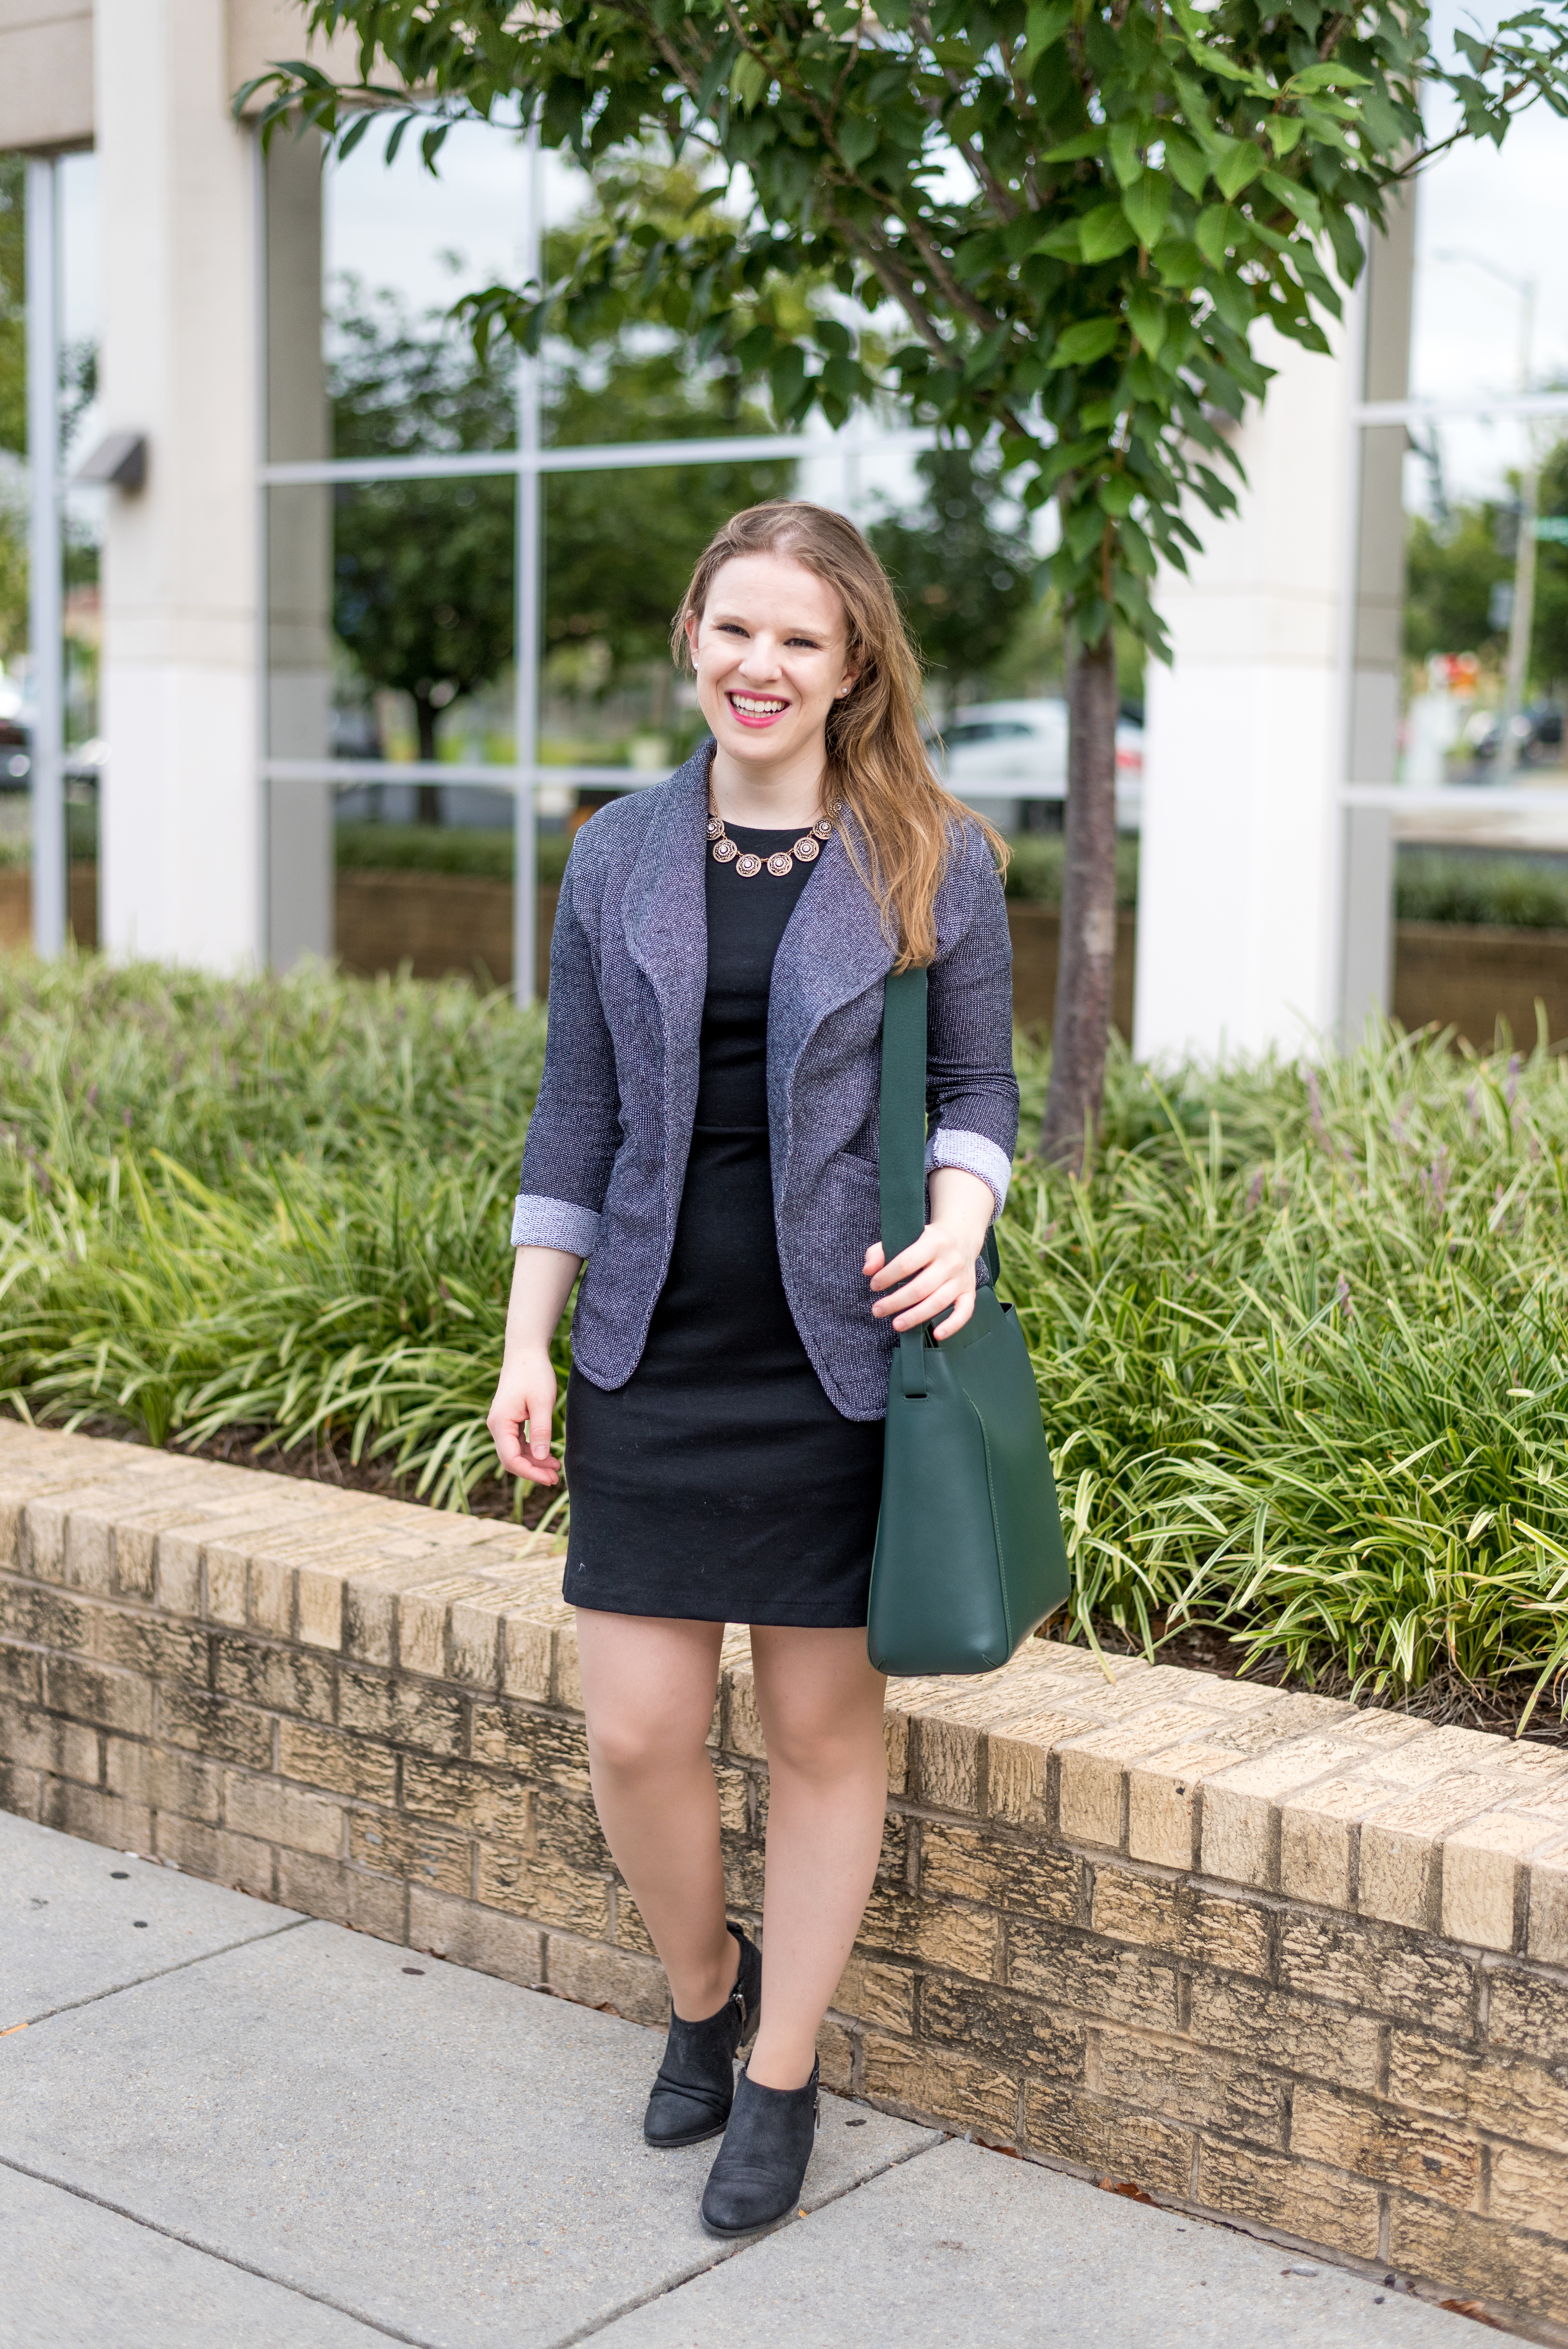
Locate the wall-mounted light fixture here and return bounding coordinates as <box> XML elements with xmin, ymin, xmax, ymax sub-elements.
<box><xmin>73</xmin><ymin>432</ymin><xmax>148</xmax><ymax>493</ymax></box>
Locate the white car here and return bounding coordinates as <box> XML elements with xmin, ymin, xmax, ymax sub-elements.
<box><xmin>927</xmin><ymin>698</ymin><xmax>1144</xmax><ymax>832</ymax></box>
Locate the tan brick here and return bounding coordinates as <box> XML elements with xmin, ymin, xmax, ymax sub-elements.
<box><xmin>1096</xmin><ymin>2031</ymin><xmax>1286</xmax><ymax>2146</ymax></box>
<box><xmin>1389</xmin><ymin>2032</ymin><xmax>1568</xmax><ymax>2152</ymax></box>
<box><xmin>151</xmin><ymin>1812</ymin><xmax>274</xmax><ymax>1896</ymax></box>
<box><xmin>721</xmin><ymin>1836</ymin><xmax>766</xmax><ymax>1914</ymax></box>
<box><xmin>918</xmin><ymin>1821</ymin><xmax>1077</xmax><ymax>1921</ymax></box>
<box><xmin>985</xmin><ymin>1711</ymin><xmax>1089</xmax><ymax>1829</ymax></box>
<box><xmin>1488</xmin><ymin>2140</ymin><xmax>1568</xmax><ymax>2233</ymax></box>
<box><xmin>1198</xmin><ymin>2135</ymin><xmax>1381</xmax><ymax>2256</ymax></box>
<box><xmin>408</xmin><ymin>1886</ymin><xmax>545</xmax><ymax>1990</ymax></box>
<box><xmin>1387</xmin><ymin>2200</ymin><xmax>1568</xmax><ymax>2330</ymax></box>
<box><xmin>276</xmin><ymin>1849</ymin><xmax>405</xmax><ymax>1941</ymax></box>
<box><xmin>93</xmin><ymin>1609</ymin><xmax>208</xmax><ymax>1684</ymax></box>
<box><xmin>1290</xmin><ymin>2083</ymin><xmax>1479</xmax><ymax>2210</ymax></box>
<box><xmin>1278</xmin><ymin>1912</ymin><xmax>1475</xmax><ymax>2036</ymax></box>
<box><xmin>882</xmin><ymin>1705</ymin><xmax>909</xmax><ymax>1798</ymax></box>
<box><xmin>0</xmin><ymin>1759</ymin><xmax>41</xmax><ymax>1816</ymax></box>
<box><xmin>1088</xmin><ymin>1871</ymin><xmax>1271</xmax><ymax>1978</ymax></box>
<box><xmin>723</xmin><ymin>1667</ymin><xmax>766</xmax><ymax>1761</ymax></box>
<box><xmin>552</xmin><ymin>1617</ymin><xmax>584</xmax><ymax>1716</ymax></box>
<box><xmin>223</xmin><ymin>1773</ymin><xmax>344</xmax><ymax>1857</ymax></box>
<box><xmin>1364</xmin><ymin>1723</ymin><xmax>1518</xmax><ymax>1790</ymax></box>
<box><xmin>277</xmin><ymin>1720</ymin><xmax>398</xmax><ymax>1806</ymax></box>
<box><xmin>912</xmin><ymin>1709</ymin><xmax>986</xmax><ymax>1815</ymax></box>
<box><xmin>155</xmin><ymin>1685</ymin><xmax>273</xmax><ymax>1770</ymax></box>
<box><xmin>1357</xmin><ymin>1774</ymin><xmax>1497</xmax><ymax>1932</ymax></box>
<box><xmin>1057</xmin><ymin>1705</ymin><xmax>1226</xmax><ymax>1854</ymax></box>
<box><xmin>295</xmin><ymin>1555</ymin><xmax>347</xmax><ymax>1650</ymax></box>
<box><xmin>338</xmin><ymin>1669</ymin><xmax>463</xmax><ymax>1757</ymax></box>
<box><xmin>816</xmin><ymin>2015</ymin><xmax>855</xmax><ymax>2095</ymax></box>
<box><xmin>1199</xmin><ymin>1738</ymin><xmax>1368</xmax><ymax>1892</ymax></box>
<box><xmin>1188</xmin><ymin>1977</ymin><xmax>1383</xmax><ymax>2093</ymax></box>
<box><xmin>105</xmin><ymin>1739</ymin><xmax>223</xmax><ymax>1825</ymax></box>
<box><xmin>1526</xmin><ymin>1845</ymin><xmax>1568</xmax><ymax>1968</ymax></box>
<box><xmin>862</xmin><ymin>2035</ymin><xmax>1019</xmax><ymax>2137</ymax></box>
<box><xmin>543</xmin><ymin>1932</ymin><xmax>668</xmax><ymax>2025</ymax></box>
<box><xmin>0</xmin><ymin>1576</ymin><xmax>95</xmax><ymax>1651</ymax></box>
<box><xmin>920</xmin><ymin>1971</ymin><xmax>1084</xmax><ymax>2076</ymax></box>
<box><xmin>1022</xmin><ymin>2083</ymin><xmax>1192</xmax><ymax>2194</ymax></box>
<box><xmin>0</xmin><ymin>1695</ymin><xmax>99</xmax><ymax>1785</ymax></box>
<box><xmin>44</xmin><ymin>1656</ymin><xmax>153</xmax><ymax>1738</ymax></box>
<box><xmin>615</xmin><ymin>1887</ymin><xmax>658</xmax><ymax>1956</ymax></box>
<box><xmin>1278</xmin><ymin>1776</ymin><xmax>1398</xmax><ymax>1910</ymax></box>
<box><xmin>0</xmin><ymin>1640</ymin><xmax>41</xmax><ymax>1702</ymax></box>
<box><xmin>470</xmin><ymin>1702</ymin><xmax>592</xmax><ymax>1797</ymax></box>
<box><xmin>1482</xmin><ymin>1964</ymin><xmax>1568</xmax><ymax>2059</ymax></box>
<box><xmin>210</xmin><ymin>1636</ymin><xmax>333</xmax><ymax>1720</ymax></box>
<box><xmin>446</xmin><ymin>1593</ymin><xmax>504</xmax><ymax>1690</ymax></box>
<box><xmin>1126</xmin><ymin>1743</ymin><xmax>1237</xmax><ymax>1871</ymax></box>
<box><xmin>1007</xmin><ymin>1918</ymin><xmax>1180</xmax><ymax>2032</ymax></box>
<box><xmin>857</xmin><ymin>1882</ymin><xmax>1001</xmax><ymax>1982</ymax></box>
<box><xmin>501</xmin><ymin>1610</ymin><xmax>556</xmax><ymax>1704</ymax></box>
<box><xmin>831</xmin><ymin>1952</ymin><xmax>915</xmax><ymax>2034</ymax></box>
<box><xmin>1439</xmin><ymin>1811</ymin><xmax>1559</xmax><ymax>1952</ymax></box>
<box><xmin>41</xmin><ymin>1780</ymin><xmax>152</xmax><ymax>1854</ymax></box>
<box><xmin>401</xmin><ymin>1754</ymin><xmax>534</xmax><ymax>1847</ymax></box>
<box><xmin>533</xmin><ymin>1788</ymin><xmax>613</xmax><ymax>1873</ymax></box>
<box><xmin>244</xmin><ymin>1551</ymin><xmax>294</xmax><ymax>1638</ymax></box>
<box><xmin>350</xmin><ymin>1810</ymin><xmax>471</xmax><ymax>1896</ymax></box>
<box><xmin>474</xmin><ymin>1844</ymin><xmax>611</xmax><ymax>1936</ymax></box>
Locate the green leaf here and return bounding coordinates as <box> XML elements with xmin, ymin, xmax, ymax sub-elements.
<box><xmin>1122</xmin><ymin>174</ymin><xmax>1171</xmax><ymax>250</ymax></box>
<box><xmin>1126</xmin><ymin>285</ymin><xmax>1168</xmax><ymax>358</ymax></box>
<box><xmin>1214</xmin><ymin>139</ymin><xmax>1265</xmax><ymax>200</ymax></box>
<box><xmin>731</xmin><ymin>52</ymin><xmax>768</xmax><ymax>113</ymax></box>
<box><xmin>1260</xmin><ymin>171</ymin><xmax>1322</xmax><ymax>234</ymax></box>
<box><xmin>1023</xmin><ymin>1</ymin><xmax>1073</xmax><ymax>67</ymax></box>
<box><xmin>1161</xmin><ymin>131</ymin><xmax>1210</xmax><ymax>200</ymax></box>
<box><xmin>839</xmin><ymin>115</ymin><xmax>878</xmax><ymax>171</ymax></box>
<box><xmin>1041</xmin><ymin>130</ymin><xmax>1106</xmax><ymax>163</ymax></box>
<box><xmin>1265</xmin><ymin>114</ymin><xmax>1306</xmax><ymax>157</ymax></box>
<box><xmin>1049</xmin><ymin>317</ymin><xmax>1124</xmax><ymax>369</ymax></box>
<box><xmin>1079</xmin><ymin>203</ymin><xmax>1140</xmax><ymax>264</ymax></box>
<box><xmin>1195</xmin><ymin>205</ymin><xmax>1235</xmax><ymax>270</ymax></box>
<box><xmin>1035</xmin><ymin>221</ymin><xmax>1092</xmax><ymax>261</ymax></box>
<box><xmin>1108</xmin><ymin>121</ymin><xmax>1142</xmax><ymax>188</ymax></box>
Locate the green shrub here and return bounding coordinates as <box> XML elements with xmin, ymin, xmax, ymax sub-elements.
<box><xmin>336</xmin><ymin>822</ymin><xmax>573</xmax><ymax>886</ymax></box>
<box><xmin>1395</xmin><ymin>849</ymin><xmax>1568</xmax><ymax>931</ymax></box>
<box><xmin>1002</xmin><ymin>832</ymin><xmax>1139</xmax><ymax>909</ymax></box>
<box><xmin>2</xmin><ymin>954</ymin><xmax>1566</xmax><ymax>1718</ymax></box>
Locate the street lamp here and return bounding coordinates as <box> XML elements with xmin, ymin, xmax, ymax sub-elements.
<box><xmin>1436</xmin><ymin>249</ymin><xmax>1538</xmax><ymax>779</ymax></box>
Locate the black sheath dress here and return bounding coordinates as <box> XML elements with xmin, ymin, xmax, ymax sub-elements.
<box><xmin>562</xmin><ymin>822</ymin><xmax>886</xmax><ymax>1627</ymax></box>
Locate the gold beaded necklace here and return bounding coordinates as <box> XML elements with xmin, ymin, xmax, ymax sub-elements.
<box><xmin>707</xmin><ymin>802</ymin><xmax>836</xmax><ymax>879</ymax></box>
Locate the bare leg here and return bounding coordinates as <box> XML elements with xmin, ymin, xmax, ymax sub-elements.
<box><xmin>747</xmin><ymin>1625</ymin><xmax>888</xmax><ymax>2091</ymax></box>
<box><xmin>574</xmin><ymin>1609</ymin><xmax>738</xmax><ymax>2021</ymax></box>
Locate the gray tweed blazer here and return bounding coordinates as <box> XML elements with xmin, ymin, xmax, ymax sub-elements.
<box><xmin>511</xmin><ymin>743</ymin><xmax>1019</xmax><ymax>1420</ymax></box>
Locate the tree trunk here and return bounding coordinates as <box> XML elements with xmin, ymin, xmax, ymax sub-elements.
<box><xmin>1039</xmin><ymin>627</ymin><xmax>1119</xmax><ymax>1167</ymax></box>
<box><xmin>413</xmin><ymin>692</ymin><xmax>440</xmax><ymax>824</ymax></box>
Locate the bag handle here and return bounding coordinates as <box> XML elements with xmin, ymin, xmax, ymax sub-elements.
<box><xmin>879</xmin><ymin>966</ymin><xmax>1002</xmax><ymax>1399</ymax></box>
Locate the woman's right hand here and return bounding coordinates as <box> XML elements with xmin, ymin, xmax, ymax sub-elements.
<box><xmin>487</xmin><ymin>1345</ymin><xmax>560</xmax><ymax>1484</ymax></box>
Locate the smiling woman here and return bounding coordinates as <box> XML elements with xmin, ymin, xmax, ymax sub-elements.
<box><xmin>484</xmin><ymin>501</ymin><xmax>1018</xmax><ymax>2239</ymax></box>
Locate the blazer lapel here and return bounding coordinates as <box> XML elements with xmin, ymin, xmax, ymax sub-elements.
<box><xmin>767</xmin><ymin>831</ymin><xmax>895</xmax><ymax>1192</ymax></box>
<box><xmin>622</xmin><ymin>745</ymin><xmax>713</xmax><ymax>1227</ymax></box>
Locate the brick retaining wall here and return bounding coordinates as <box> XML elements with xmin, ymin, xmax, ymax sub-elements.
<box><xmin>2</xmin><ymin>1424</ymin><xmax>1566</xmax><ymax>2336</ymax></box>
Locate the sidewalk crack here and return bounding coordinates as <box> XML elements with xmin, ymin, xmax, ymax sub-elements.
<box><xmin>547</xmin><ymin>2130</ymin><xmax>948</xmax><ymax>2348</ymax></box>
<box><xmin>0</xmin><ymin>2153</ymin><xmax>437</xmax><ymax>2348</ymax></box>
<box><xmin>4</xmin><ymin>1916</ymin><xmax>312</xmax><ymax>2035</ymax></box>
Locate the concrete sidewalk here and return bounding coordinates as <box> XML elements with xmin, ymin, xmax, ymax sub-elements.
<box><xmin>0</xmin><ymin>1812</ymin><xmax>1509</xmax><ymax>2349</ymax></box>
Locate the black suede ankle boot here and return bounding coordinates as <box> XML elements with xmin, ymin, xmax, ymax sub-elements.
<box><xmin>699</xmin><ymin>2057</ymin><xmax>820</xmax><ymax>2237</ymax></box>
<box><xmin>642</xmin><ymin>1923</ymin><xmax>761</xmax><ymax>2148</ymax></box>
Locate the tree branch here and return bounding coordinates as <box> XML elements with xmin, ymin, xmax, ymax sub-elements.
<box><xmin>906</xmin><ymin>8</ymin><xmax>1023</xmax><ymax>221</ymax></box>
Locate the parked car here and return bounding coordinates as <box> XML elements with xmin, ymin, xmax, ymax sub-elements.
<box><xmin>925</xmin><ymin>698</ymin><xmax>1144</xmax><ymax>831</ymax></box>
<box><xmin>1461</xmin><ymin>702</ymin><xmax>1565</xmax><ymax>768</ymax></box>
<box><xmin>0</xmin><ymin>666</ymin><xmax>29</xmax><ymax>787</ymax></box>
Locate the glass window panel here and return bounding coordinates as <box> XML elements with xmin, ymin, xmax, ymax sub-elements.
<box><xmin>1409</xmin><ymin>4</ymin><xmax>1568</xmax><ymax>406</ymax></box>
<box><xmin>267</xmin><ymin>476</ymin><xmax>517</xmax><ymax>773</ymax></box>
<box><xmin>334</xmin><ymin>777</ymin><xmax>526</xmax><ymax>988</ymax></box>
<box><xmin>540</xmin><ymin>454</ymin><xmax>794</xmax><ymax>775</ymax></box>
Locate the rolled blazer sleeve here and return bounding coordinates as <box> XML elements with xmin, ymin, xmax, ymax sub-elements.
<box><xmin>924</xmin><ymin>825</ymin><xmax>1019</xmax><ymax>1221</ymax></box>
<box><xmin>511</xmin><ymin>850</ymin><xmax>622</xmax><ymax>1257</ymax></box>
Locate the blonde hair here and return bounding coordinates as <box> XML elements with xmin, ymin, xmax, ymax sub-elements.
<box><xmin>672</xmin><ymin>501</ymin><xmax>1006</xmax><ymax>970</ymax></box>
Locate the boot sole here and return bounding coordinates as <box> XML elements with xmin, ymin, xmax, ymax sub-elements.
<box><xmin>699</xmin><ymin>2203</ymin><xmax>794</xmax><ymax>2239</ymax></box>
<box><xmin>643</xmin><ymin>2116</ymin><xmax>729</xmax><ymax>2149</ymax></box>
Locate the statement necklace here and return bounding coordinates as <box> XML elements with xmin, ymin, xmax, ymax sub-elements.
<box><xmin>707</xmin><ymin>802</ymin><xmax>835</xmax><ymax>879</ymax></box>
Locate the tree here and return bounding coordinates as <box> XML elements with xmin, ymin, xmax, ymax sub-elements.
<box><xmin>1404</xmin><ymin>431</ymin><xmax>1568</xmax><ymax>699</ymax></box>
<box><xmin>248</xmin><ymin>2</ymin><xmax>1568</xmax><ymax>1157</ymax></box>
<box><xmin>867</xmin><ymin>443</ymin><xmax>1037</xmax><ymax>706</ymax></box>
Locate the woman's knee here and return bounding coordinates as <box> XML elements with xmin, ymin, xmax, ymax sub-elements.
<box><xmin>587</xmin><ymin>1706</ymin><xmax>709</xmax><ymax>1779</ymax></box>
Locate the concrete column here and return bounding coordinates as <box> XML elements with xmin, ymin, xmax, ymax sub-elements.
<box><xmin>263</xmin><ymin>122</ymin><xmax>333</xmax><ymax>967</ymax></box>
<box><xmin>95</xmin><ymin>0</ymin><xmax>261</xmax><ymax>969</ymax></box>
<box><xmin>1133</xmin><ymin>206</ymin><xmax>1414</xmax><ymax>1064</ymax></box>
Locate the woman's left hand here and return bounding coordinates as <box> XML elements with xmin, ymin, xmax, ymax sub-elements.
<box><xmin>863</xmin><ymin>1166</ymin><xmax>996</xmax><ymax>1342</ymax></box>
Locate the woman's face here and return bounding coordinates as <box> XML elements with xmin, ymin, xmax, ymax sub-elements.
<box><xmin>687</xmin><ymin>552</ymin><xmax>858</xmax><ymax>774</ymax></box>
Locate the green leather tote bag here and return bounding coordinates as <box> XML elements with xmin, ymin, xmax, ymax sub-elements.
<box><xmin>865</xmin><ymin>965</ymin><xmax>1071</xmax><ymax>1676</ymax></box>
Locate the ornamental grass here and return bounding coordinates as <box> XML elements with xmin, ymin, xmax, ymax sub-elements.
<box><xmin>2</xmin><ymin>955</ymin><xmax>1566</xmax><ymax>1722</ymax></box>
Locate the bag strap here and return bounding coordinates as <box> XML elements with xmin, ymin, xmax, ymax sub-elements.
<box><xmin>879</xmin><ymin>967</ymin><xmax>1003</xmax><ymax>1401</ymax></box>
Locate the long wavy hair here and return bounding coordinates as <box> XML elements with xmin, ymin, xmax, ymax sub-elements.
<box><xmin>672</xmin><ymin>501</ymin><xmax>1005</xmax><ymax>970</ymax></box>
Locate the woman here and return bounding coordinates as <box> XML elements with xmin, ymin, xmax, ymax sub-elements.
<box><xmin>487</xmin><ymin>501</ymin><xmax>1016</xmax><ymax>2236</ymax></box>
